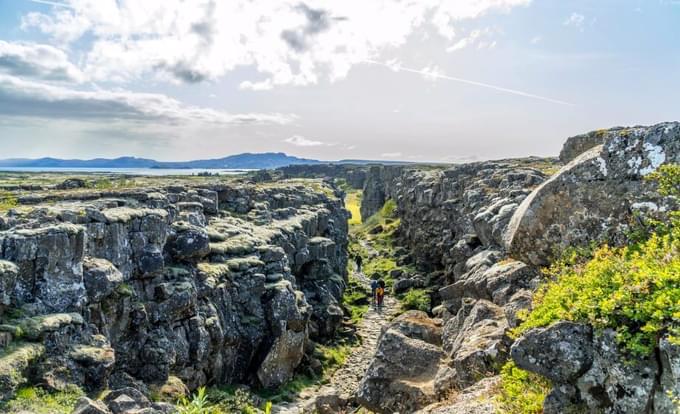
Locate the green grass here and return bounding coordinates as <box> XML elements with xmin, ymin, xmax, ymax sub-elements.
<box><xmin>343</xmin><ymin>273</ymin><xmax>370</xmax><ymax>324</ymax></box>
<box><xmin>498</xmin><ymin>361</ymin><xmax>550</xmax><ymax>414</ymax></box>
<box><xmin>89</xmin><ymin>178</ymin><xmax>139</xmax><ymax>190</ymax></box>
<box><xmin>0</xmin><ymin>385</ymin><xmax>84</xmax><ymax>414</ymax></box>
<box><xmin>345</xmin><ymin>190</ymin><xmax>362</xmax><ymax>225</ymax></box>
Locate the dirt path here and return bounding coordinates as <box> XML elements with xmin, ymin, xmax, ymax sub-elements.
<box><xmin>273</xmin><ymin>266</ymin><xmax>398</xmax><ymax>414</ymax></box>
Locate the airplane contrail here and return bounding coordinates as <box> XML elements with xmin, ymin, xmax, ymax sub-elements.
<box><xmin>364</xmin><ymin>59</ymin><xmax>575</xmax><ymax>106</ymax></box>
<box><xmin>27</xmin><ymin>0</ymin><xmax>72</xmax><ymax>8</ymax></box>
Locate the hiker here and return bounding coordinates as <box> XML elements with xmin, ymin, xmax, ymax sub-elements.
<box><xmin>356</xmin><ymin>255</ymin><xmax>363</xmax><ymax>272</ymax></box>
<box><xmin>376</xmin><ymin>279</ymin><xmax>385</xmax><ymax>308</ymax></box>
<box><xmin>370</xmin><ymin>279</ymin><xmax>379</xmax><ymax>306</ymax></box>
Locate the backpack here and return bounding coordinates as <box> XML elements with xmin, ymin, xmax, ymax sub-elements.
<box><xmin>376</xmin><ymin>287</ymin><xmax>384</xmax><ymax>296</ymax></box>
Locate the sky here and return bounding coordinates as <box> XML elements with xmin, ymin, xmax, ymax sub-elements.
<box><xmin>0</xmin><ymin>0</ymin><xmax>678</xmax><ymax>162</ymax></box>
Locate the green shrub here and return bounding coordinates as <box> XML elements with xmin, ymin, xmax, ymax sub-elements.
<box><xmin>400</xmin><ymin>289</ymin><xmax>431</xmax><ymax>312</ymax></box>
<box><xmin>648</xmin><ymin>163</ymin><xmax>680</xmax><ymax>197</ymax></box>
<box><xmin>498</xmin><ymin>361</ymin><xmax>550</xmax><ymax>414</ymax></box>
<box><xmin>515</xmin><ymin>228</ymin><xmax>680</xmax><ymax>356</ymax></box>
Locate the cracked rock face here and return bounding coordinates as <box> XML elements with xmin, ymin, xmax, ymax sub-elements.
<box><xmin>0</xmin><ymin>179</ymin><xmax>348</xmax><ymax>403</ymax></box>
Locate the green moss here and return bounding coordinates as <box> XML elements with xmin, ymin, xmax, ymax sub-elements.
<box><xmin>498</xmin><ymin>361</ymin><xmax>550</xmax><ymax>414</ymax></box>
<box><xmin>363</xmin><ymin>257</ymin><xmax>397</xmax><ymax>279</ymax></box>
<box><xmin>0</xmin><ymin>191</ymin><xmax>17</xmax><ymax>212</ymax></box>
<box><xmin>197</xmin><ymin>263</ymin><xmax>231</xmax><ymax>280</ymax></box>
<box><xmin>115</xmin><ymin>283</ymin><xmax>135</xmax><ymax>297</ymax></box>
<box><xmin>1</xmin><ymin>385</ymin><xmax>83</xmax><ymax>414</ymax></box>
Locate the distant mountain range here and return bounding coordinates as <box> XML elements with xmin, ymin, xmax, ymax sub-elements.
<box><xmin>0</xmin><ymin>152</ymin><xmax>411</xmax><ymax>170</ymax></box>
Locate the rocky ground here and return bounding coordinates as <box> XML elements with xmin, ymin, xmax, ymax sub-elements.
<box><xmin>273</xmin><ymin>266</ymin><xmax>398</xmax><ymax>414</ymax></box>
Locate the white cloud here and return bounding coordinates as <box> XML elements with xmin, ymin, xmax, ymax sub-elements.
<box><xmin>239</xmin><ymin>79</ymin><xmax>274</xmax><ymax>91</ymax></box>
<box><xmin>530</xmin><ymin>35</ymin><xmax>542</xmax><ymax>44</ymax></box>
<box><xmin>563</xmin><ymin>12</ymin><xmax>585</xmax><ymax>28</ymax></box>
<box><xmin>284</xmin><ymin>135</ymin><xmax>324</xmax><ymax>146</ymax></box>
<box><xmin>0</xmin><ymin>74</ymin><xmax>295</xmax><ymax>125</ymax></box>
<box><xmin>0</xmin><ymin>40</ymin><xmax>84</xmax><ymax>82</ymax></box>
<box><xmin>381</xmin><ymin>152</ymin><xmax>402</xmax><ymax>158</ymax></box>
<box><xmin>20</xmin><ymin>0</ymin><xmax>531</xmax><ymax>88</ymax></box>
<box><xmin>446</xmin><ymin>28</ymin><xmax>497</xmax><ymax>52</ymax></box>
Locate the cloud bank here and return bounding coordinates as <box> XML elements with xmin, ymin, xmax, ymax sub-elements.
<box><xmin>20</xmin><ymin>0</ymin><xmax>531</xmax><ymax>88</ymax></box>
<box><xmin>0</xmin><ymin>74</ymin><xmax>295</xmax><ymax>125</ymax></box>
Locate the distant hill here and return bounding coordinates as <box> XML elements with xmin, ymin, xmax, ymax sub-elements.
<box><xmin>153</xmin><ymin>152</ymin><xmax>322</xmax><ymax>169</ymax></box>
<box><xmin>0</xmin><ymin>156</ymin><xmax>158</xmax><ymax>168</ymax></box>
<box><xmin>0</xmin><ymin>153</ymin><xmax>322</xmax><ymax>170</ymax></box>
<box><xmin>0</xmin><ymin>152</ymin><xmax>420</xmax><ymax>170</ymax></box>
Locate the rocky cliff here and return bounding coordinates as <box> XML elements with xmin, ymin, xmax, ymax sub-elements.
<box><xmin>353</xmin><ymin>123</ymin><xmax>680</xmax><ymax>413</ymax></box>
<box><xmin>0</xmin><ymin>178</ymin><xmax>349</xmax><ymax>412</ymax></box>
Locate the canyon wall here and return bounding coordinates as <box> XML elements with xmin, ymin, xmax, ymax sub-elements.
<box><xmin>0</xmin><ymin>179</ymin><xmax>348</xmax><ymax>410</ymax></box>
<box><xmin>356</xmin><ymin>122</ymin><xmax>680</xmax><ymax>413</ymax></box>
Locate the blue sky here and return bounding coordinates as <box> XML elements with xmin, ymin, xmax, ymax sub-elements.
<box><xmin>0</xmin><ymin>0</ymin><xmax>678</xmax><ymax>162</ymax></box>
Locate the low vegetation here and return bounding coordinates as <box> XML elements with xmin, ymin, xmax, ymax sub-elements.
<box><xmin>176</xmin><ymin>340</ymin><xmax>353</xmax><ymax>412</ymax></box>
<box><xmin>0</xmin><ymin>385</ymin><xmax>84</xmax><ymax>414</ymax></box>
<box><xmin>0</xmin><ymin>190</ymin><xmax>17</xmax><ymax>211</ymax></box>
<box><xmin>500</xmin><ymin>164</ymin><xmax>680</xmax><ymax>411</ymax></box>
<box><xmin>345</xmin><ymin>190</ymin><xmax>362</xmax><ymax>225</ymax></box>
<box><xmin>400</xmin><ymin>288</ymin><xmax>431</xmax><ymax>312</ymax></box>
<box><xmin>514</xmin><ymin>164</ymin><xmax>680</xmax><ymax>356</ymax></box>
<box><xmin>498</xmin><ymin>361</ymin><xmax>551</xmax><ymax>414</ymax></box>
<box><xmin>343</xmin><ymin>272</ymin><xmax>370</xmax><ymax>324</ymax></box>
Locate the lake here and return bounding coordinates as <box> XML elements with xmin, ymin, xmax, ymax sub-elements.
<box><xmin>0</xmin><ymin>167</ymin><xmax>252</xmax><ymax>176</ymax></box>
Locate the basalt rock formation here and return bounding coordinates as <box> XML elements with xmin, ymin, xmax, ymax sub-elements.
<box><xmin>352</xmin><ymin>122</ymin><xmax>680</xmax><ymax>413</ymax></box>
<box><xmin>0</xmin><ymin>179</ymin><xmax>348</xmax><ymax>411</ymax></box>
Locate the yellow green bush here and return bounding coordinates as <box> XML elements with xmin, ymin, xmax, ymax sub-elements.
<box><xmin>498</xmin><ymin>361</ymin><xmax>550</xmax><ymax>414</ymax></box>
<box><xmin>515</xmin><ymin>163</ymin><xmax>680</xmax><ymax>356</ymax></box>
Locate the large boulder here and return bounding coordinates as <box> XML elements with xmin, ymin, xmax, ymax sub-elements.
<box><xmin>439</xmin><ymin>299</ymin><xmax>509</xmax><ymax>389</ymax></box>
<box><xmin>505</xmin><ymin>122</ymin><xmax>680</xmax><ymax>266</ymax></box>
<box><xmin>257</xmin><ymin>280</ymin><xmax>310</xmax><ymax>388</ymax></box>
<box><xmin>510</xmin><ymin>322</ymin><xmax>593</xmax><ymax>383</ymax></box>
<box><xmin>82</xmin><ymin>258</ymin><xmax>124</xmax><ymax>303</ymax></box>
<box><xmin>511</xmin><ymin>322</ymin><xmax>667</xmax><ymax>413</ymax></box>
<box><xmin>357</xmin><ymin>311</ymin><xmax>444</xmax><ymax>414</ymax></box>
<box><xmin>165</xmin><ymin>222</ymin><xmax>210</xmax><ymax>260</ymax></box>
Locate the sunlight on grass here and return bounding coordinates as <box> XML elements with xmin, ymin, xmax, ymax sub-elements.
<box><xmin>345</xmin><ymin>190</ymin><xmax>362</xmax><ymax>225</ymax></box>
